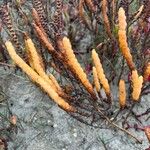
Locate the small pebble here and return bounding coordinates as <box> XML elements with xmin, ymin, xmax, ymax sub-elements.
<box><xmin>47</xmin><ymin>120</ymin><xmax>51</xmax><ymax>123</ymax></box>
<box><xmin>73</xmin><ymin>132</ymin><xmax>77</xmax><ymax>137</ymax></box>
<box><xmin>53</xmin><ymin>124</ymin><xmax>58</xmax><ymax>128</ymax></box>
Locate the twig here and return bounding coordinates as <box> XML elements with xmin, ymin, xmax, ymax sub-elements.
<box><xmin>95</xmin><ymin>105</ymin><xmax>142</xmax><ymax>144</ymax></box>
<box><xmin>99</xmin><ymin>137</ymin><xmax>108</xmax><ymax>150</ymax></box>
<box><xmin>0</xmin><ymin>62</ymin><xmax>15</xmax><ymax>67</ymax></box>
<box><xmin>122</xmin><ymin>103</ymin><xmax>135</xmax><ymax>127</ymax></box>
<box><xmin>111</xmin><ymin>109</ymin><xmax>121</xmax><ymax>121</ymax></box>
<box><xmin>136</xmin><ymin>108</ymin><xmax>150</xmax><ymax>118</ymax></box>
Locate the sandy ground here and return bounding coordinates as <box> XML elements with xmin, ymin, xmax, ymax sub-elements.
<box><xmin>0</xmin><ymin>67</ymin><xmax>150</xmax><ymax>150</ymax></box>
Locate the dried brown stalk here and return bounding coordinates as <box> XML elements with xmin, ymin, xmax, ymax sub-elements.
<box><xmin>85</xmin><ymin>0</ymin><xmax>96</xmax><ymax>13</ymax></box>
<box><xmin>32</xmin><ymin>23</ymin><xmax>61</xmax><ymax>59</ymax></box>
<box><xmin>1</xmin><ymin>4</ymin><xmax>21</xmax><ymax>53</ymax></box>
<box><xmin>143</xmin><ymin>62</ymin><xmax>150</xmax><ymax>82</ymax></box>
<box><xmin>53</xmin><ymin>0</ymin><xmax>63</xmax><ymax>37</ymax></box>
<box><xmin>32</xmin><ymin>0</ymin><xmax>48</xmax><ymax>32</ymax></box>
<box><xmin>102</xmin><ymin>0</ymin><xmax>112</xmax><ymax>39</ymax></box>
<box><xmin>112</xmin><ymin>0</ymin><xmax>116</xmax><ymax>24</ymax></box>
<box><xmin>32</xmin><ymin>8</ymin><xmax>47</xmax><ymax>37</ymax></box>
<box><xmin>78</xmin><ymin>0</ymin><xmax>92</xmax><ymax>30</ymax></box>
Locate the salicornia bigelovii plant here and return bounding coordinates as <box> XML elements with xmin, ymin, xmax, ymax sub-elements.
<box><xmin>0</xmin><ymin>0</ymin><xmax>150</xmax><ymax>144</ymax></box>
